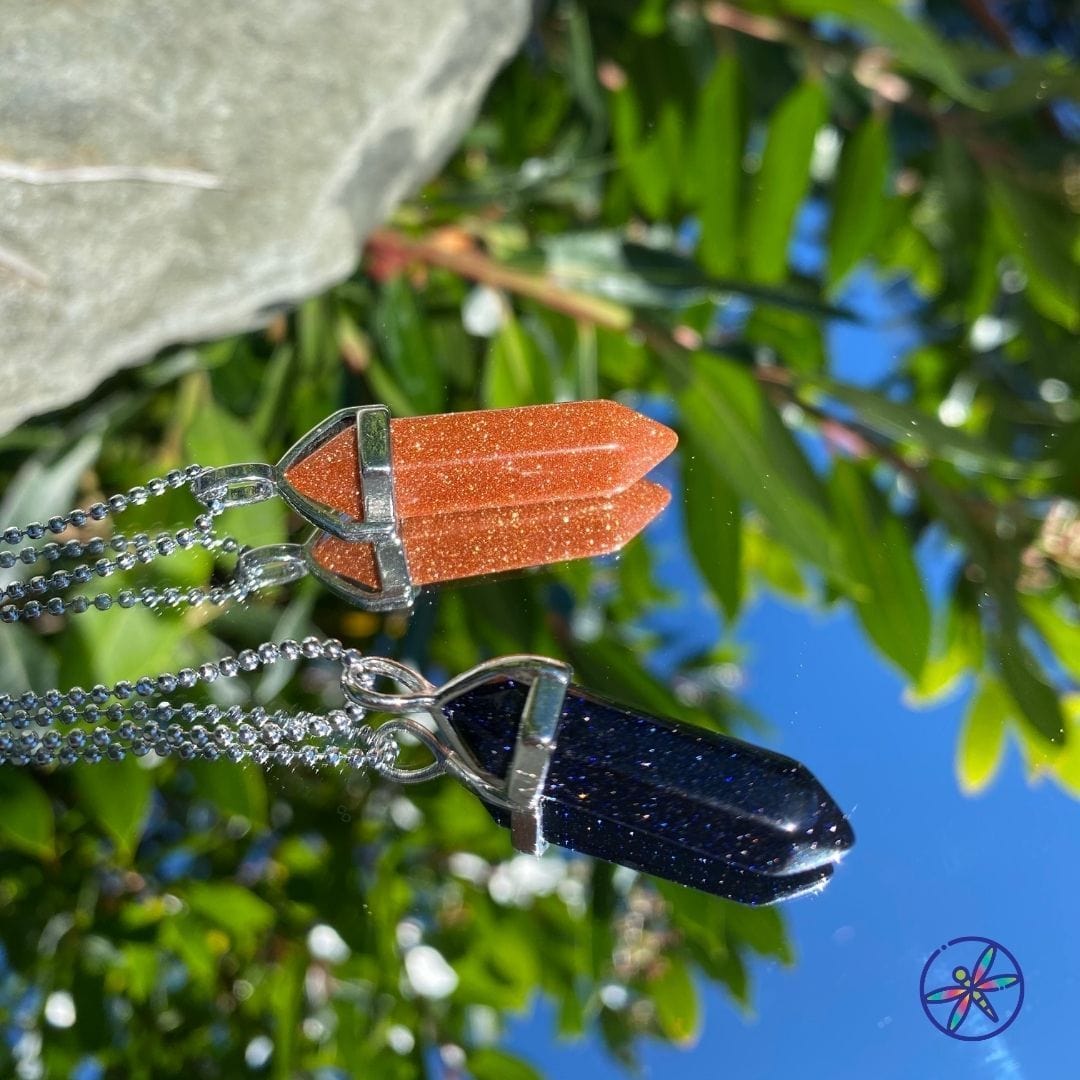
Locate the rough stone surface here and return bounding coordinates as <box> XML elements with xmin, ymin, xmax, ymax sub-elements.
<box><xmin>0</xmin><ymin>1</ymin><xmax>531</xmax><ymax>433</ymax></box>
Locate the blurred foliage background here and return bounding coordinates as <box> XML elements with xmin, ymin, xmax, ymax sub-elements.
<box><xmin>0</xmin><ymin>0</ymin><xmax>1077</xmax><ymax>1076</ymax></box>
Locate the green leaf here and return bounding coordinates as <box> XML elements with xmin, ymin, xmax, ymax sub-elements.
<box><xmin>780</xmin><ymin>0</ymin><xmax>987</xmax><ymax>108</ymax></box>
<box><xmin>651</xmin><ymin>958</ymin><xmax>700</xmax><ymax>1045</ymax></box>
<box><xmin>1046</xmin><ymin>696</ymin><xmax>1080</xmax><ymax>797</ymax></box>
<box><xmin>68</xmin><ymin>603</ymin><xmax>190</xmax><ymax>687</ymax></box>
<box><xmin>907</xmin><ymin>580</ymin><xmax>982</xmax><ymax>705</ymax></box>
<box><xmin>987</xmin><ymin>174</ymin><xmax>1080</xmax><ymax>332</ymax></box>
<box><xmin>159</xmin><ymin>912</ymin><xmax>217</xmax><ymax>990</ymax></box>
<box><xmin>540</xmin><ymin>232</ymin><xmax>851</xmax><ymax>319</ymax></box>
<box><xmin>117</xmin><ymin>942</ymin><xmax>162</xmax><ymax>1004</ymax></box>
<box><xmin>743</xmin><ymin>81</ymin><xmax>826</xmax><ymax>285</ymax></box>
<box><xmin>683</xmin><ymin>440</ymin><xmax>743</xmax><ymax>621</ymax></box>
<box><xmin>184</xmin><ymin>881</ymin><xmax>276</xmax><ymax>948</ymax></box>
<box><xmin>251</xmin><ymin>342</ymin><xmax>298</xmax><ymax>447</ymax></box>
<box><xmin>693</xmin><ymin>52</ymin><xmax>742</xmax><ymax>278</ymax></box>
<box><xmin>469</xmin><ymin>1048</ymin><xmax>543</xmax><ymax>1080</ymax></box>
<box><xmin>744</xmin><ymin>520</ymin><xmax>808</xmax><ymax>600</ymax></box>
<box><xmin>570</xmin><ymin>638</ymin><xmax>723</xmax><ymax>732</ymax></box>
<box><xmin>543</xmin><ymin>232</ymin><xmax>708</xmax><ymax>309</ymax></box>
<box><xmin>723</xmin><ymin>903</ymin><xmax>795</xmax><ymax>963</ymax></box>
<box><xmin>610</xmin><ymin>86</ymin><xmax>680</xmax><ymax>219</ymax></box>
<box><xmin>269</xmin><ymin>947</ymin><xmax>306</xmax><ymax>1079</ymax></box>
<box><xmin>291</xmin><ymin>296</ymin><xmax>344</xmax><ymax>439</ymax></box>
<box><xmin>956</xmin><ymin>676</ymin><xmax>1009</xmax><ymax>795</ymax></box>
<box><xmin>0</xmin><ymin>432</ymin><xmax>102</xmax><ymax>531</ymax></box>
<box><xmin>947</xmin><ymin>44</ymin><xmax>1080</xmax><ymax>115</ymax></box>
<box><xmin>188</xmin><ymin>762</ymin><xmax>268</xmax><ymax>829</ymax></box>
<box><xmin>745</xmin><ymin>305</ymin><xmax>826</xmax><ymax>374</ymax></box>
<box><xmin>826</xmin><ymin>115</ymin><xmax>889</xmax><ymax>290</ymax></box>
<box><xmin>0</xmin><ymin>770</ymin><xmax>54</xmax><ymax>859</ymax></box>
<box><xmin>829</xmin><ymin>460</ymin><xmax>930</xmax><ymax>679</ymax></box>
<box><xmin>994</xmin><ymin>632</ymin><xmax>1066</xmax><ymax>746</ymax></box>
<box><xmin>372</xmin><ymin>277</ymin><xmax>446</xmax><ymax>415</ymax></box>
<box><xmin>482</xmin><ymin>317</ymin><xmax>554</xmax><ymax>408</ymax></box>
<box><xmin>678</xmin><ymin>354</ymin><xmax>837</xmax><ymax>577</ymax></box>
<box><xmin>1024</xmin><ymin>597</ymin><xmax>1080</xmax><ymax>684</ymax></box>
<box><xmin>73</xmin><ymin>758</ymin><xmax>153</xmax><ymax>860</ymax></box>
<box><xmin>802</xmin><ymin>374</ymin><xmax>1060</xmax><ymax>479</ymax></box>
<box><xmin>876</xmin><ymin>209</ymin><xmax>943</xmax><ymax>297</ymax></box>
<box><xmin>0</xmin><ymin>623</ymin><xmax>57</xmax><ymax>697</ymax></box>
<box><xmin>185</xmin><ymin>399</ymin><xmax>287</xmax><ymax>548</ymax></box>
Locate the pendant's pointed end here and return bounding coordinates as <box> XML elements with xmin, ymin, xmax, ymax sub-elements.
<box><xmin>440</xmin><ymin>677</ymin><xmax>856</xmax><ymax>906</ymax></box>
<box><xmin>598</xmin><ymin>398</ymin><xmax>679</xmax><ymax>482</ymax></box>
<box><xmin>308</xmin><ymin>478</ymin><xmax>671</xmax><ymax>594</ymax></box>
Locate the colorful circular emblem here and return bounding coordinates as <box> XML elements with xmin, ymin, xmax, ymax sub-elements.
<box><xmin>920</xmin><ymin>936</ymin><xmax>1024</xmax><ymax>1041</ymax></box>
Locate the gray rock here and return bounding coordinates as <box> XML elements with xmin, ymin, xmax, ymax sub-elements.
<box><xmin>0</xmin><ymin>0</ymin><xmax>530</xmax><ymax>432</ymax></box>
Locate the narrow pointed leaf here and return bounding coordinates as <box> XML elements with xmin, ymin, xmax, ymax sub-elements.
<box><xmin>1024</xmin><ymin>598</ymin><xmax>1080</xmax><ymax>684</ymax></box>
<box><xmin>651</xmin><ymin>957</ymin><xmax>701</xmax><ymax>1045</ymax></box>
<box><xmin>780</xmin><ymin>0</ymin><xmax>987</xmax><ymax>107</ymax></box>
<box><xmin>684</xmin><ymin>440</ymin><xmax>743</xmax><ymax>621</ymax></box>
<box><xmin>610</xmin><ymin>86</ymin><xmax>678</xmax><ymax>219</ymax></box>
<box><xmin>802</xmin><ymin>375</ymin><xmax>1060</xmax><ymax>479</ymax></box>
<box><xmin>987</xmin><ymin>174</ymin><xmax>1080</xmax><ymax>332</ymax></box>
<box><xmin>956</xmin><ymin>676</ymin><xmax>1009</xmax><ymax>795</ymax></box>
<box><xmin>482</xmin><ymin>317</ymin><xmax>555</xmax><ymax>408</ymax></box>
<box><xmin>746</xmin><ymin>305</ymin><xmax>826</xmax><ymax>374</ymax></box>
<box><xmin>994</xmin><ymin>633</ymin><xmax>1066</xmax><ymax>746</ymax></box>
<box><xmin>693</xmin><ymin>52</ymin><xmax>742</xmax><ymax>277</ymax></box>
<box><xmin>372</xmin><ymin>277</ymin><xmax>447</xmax><ymax>415</ymax></box>
<box><xmin>0</xmin><ymin>771</ymin><xmax>54</xmax><ymax>859</ymax></box>
<box><xmin>74</xmin><ymin>758</ymin><xmax>153</xmax><ymax>860</ymax></box>
<box><xmin>744</xmin><ymin>81</ymin><xmax>826</xmax><ymax>285</ymax></box>
<box><xmin>829</xmin><ymin>460</ymin><xmax>930</xmax><ymax>679</ymax></box>
<box><xmin>907</xmin><ymin>581</ymin><xmax>983</xmax><ymax>705</ymax></box>
<box><xmin>469</xmin><ymin>1048</ymin><xmax>543</xmax><ymax>1080</ymax></box>
<box><xmin>826</xmin><ymin>115</ymin><xmax>889</xmax><ymax>290</ymax></box>
<box><xmin>679</xmin><ymin>354</ymin><xmax>837</xmax><ymax>577</ymax></box>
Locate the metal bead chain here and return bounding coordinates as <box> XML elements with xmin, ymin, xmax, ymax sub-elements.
<box><xmin>0</xmin><ymin>466</ymin><xmax>255</xmax><ymax>624</ymax></box>
<box><xmin>0</xmin><ymin>466</ymin><xmax>205</xmax><ymax>547</ymax></box>
<box><xmin>0</xmin><ymin>706</ymin><xmax>392</xmax><ymax>770</ymax></box>
<box><xmin>0</xmin><ymin>637</ymin><xmax>398</xmax><ymax>771</ymax></box>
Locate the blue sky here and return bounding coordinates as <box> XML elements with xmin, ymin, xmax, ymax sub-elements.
<box><xmin>509</xmin><ymin>589</ymin><xmax>1079</xmax><ymax>1079</ymax></box>
<box><xmin>505</xmin><ymin>243</ymin><xmax>1078</xmax><ymax>1077</ymax></box>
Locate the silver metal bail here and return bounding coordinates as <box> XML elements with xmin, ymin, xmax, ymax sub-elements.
<box><xmin>435</xmin><ymin>656</ymin><xmax>572</xmax><ymax>856</ymax></box>
<box><xmin>342</xmin><ymin>654</ymin><xmax>573</xmax><ymax>857</ymax></box>
<box><xmin>234</xmin><ymin>544</ymin><xmax>309</xmax><ymax>591</ymax></box>
<box><xmin>191</xmin><ymin>463</ymin><xmax>278</xmax><ymax>509</ymax></box>
<box><xmin>276</xmin><ymin>405</ymin><xmax>418</xmax><ymax>611</ymax></box>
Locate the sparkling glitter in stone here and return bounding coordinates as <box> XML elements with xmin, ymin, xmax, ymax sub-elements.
<box><xmin>282</xmin><ymin>399</ymin><xmax>678</xmax><ymax>522</ymax></box>
<box><xmin>440</xmin><ymin>680</ymin><xmax>855</xmax><ymax>905</ymax></box>
<box><xmin>309</xmin><ymin>480</ymin><xmax>670</xmax><ymax>588</ymax></box>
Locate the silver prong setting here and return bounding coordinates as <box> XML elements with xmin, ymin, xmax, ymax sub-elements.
<box><xmin>276</xmin><ymin>405</ymin><xmax>418</xmax><ymax>611</ymax></box>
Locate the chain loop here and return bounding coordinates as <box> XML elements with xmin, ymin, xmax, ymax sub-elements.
<box><xmin>0</xmin><ymin>637</ymin><xmax>398</xmax><ymax>771</ymax></box>
<box><xmin>0</xmin><ymin>466</ymin><xmax>203</xmax><ymax>547</ymax></box>
<box><xmin>0</xmin><ymin>466</ymin><xmax>283</xmax><ymax>623</ymax></box>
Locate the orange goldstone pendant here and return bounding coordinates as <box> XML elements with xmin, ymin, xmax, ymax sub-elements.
<box><xmin>275</xmin><ymin>401</ymin><xmax>677</xmax><ymax>609</ymax></box>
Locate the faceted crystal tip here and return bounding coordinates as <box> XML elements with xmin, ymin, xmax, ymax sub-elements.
<box><xmin>281</xmin><ymin>399</ymin><xmax>678</xmax><ymax>523</ymax></box>
<box><xmin>310</xmin><ymin>479</ymin><xmax>671</xmax><ymax>590</ymax></box>
<box><xmin>439</xmin><ymin>679</ymin><xmax>856</xmax><ymax>906</ymax></box>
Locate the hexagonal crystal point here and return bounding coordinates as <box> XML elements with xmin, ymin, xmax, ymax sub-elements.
<box><xmin>440</xmin><ymin>679</ymin><xmax>856</xmax><ymax>905</ymax></box>
<box><xmin>285</xmin><ymin>400</ymin><xmax>678</xmax><ymax>588</ymax></box>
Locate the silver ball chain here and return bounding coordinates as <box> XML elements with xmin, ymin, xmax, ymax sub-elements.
<box><xmin>0</xmin><ymin>636</ymin><xmax>399</xmax><ymax>772</ymax></box>
<box><xmin>0</xmin><ymin>465</ymin><xmax>253</xmax><ymax>623</ymax></box>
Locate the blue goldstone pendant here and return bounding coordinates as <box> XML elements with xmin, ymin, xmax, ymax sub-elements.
<box><xmin>430</xmin><ymin>657</ymin><xmax>855</xmax><ymax>906</ymax></box>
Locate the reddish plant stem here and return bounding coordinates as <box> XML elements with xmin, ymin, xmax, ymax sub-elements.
<box><xmin>365</xmin><ymin>228</ymin><xmax>920</xmax><ymax>480</ymax></box>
